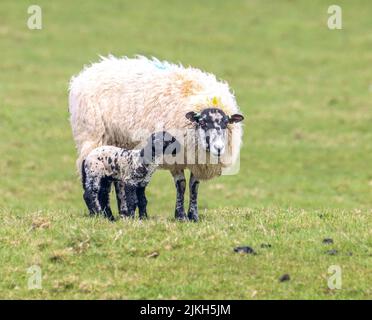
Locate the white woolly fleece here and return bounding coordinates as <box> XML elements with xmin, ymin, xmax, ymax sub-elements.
<box><xmin>69</xmin><ymin>55</ymin><xmax>243</xmax><ymax>180</ymax></box>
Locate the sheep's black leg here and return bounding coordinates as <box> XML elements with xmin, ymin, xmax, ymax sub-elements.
<box><xmin>98</xmin><ymin>177</ymin><xmax>114</xmax><ymax>221</ymax></box>
<box><xmin>136</xmin><ymin>186</ymin><xmax>148</xmax><ymax>219</ymax></box>
<box><xmin>114</xmin><ymin>180</ymin><xmax>128</xmax><ymax>217</ymax></box>
<box><xmin>172</xmin><ymin>170</ymin><xmax>187</xmax><ymax>221</ymax></box>
<box><xmin>187</xmin><ymin>172</ymin><xmax>200</xmax><ymax>222</ymax></box>
<box><xmin>123</xmin><ymin>184</ymin><xmax>137</xmax><ymax>218</ymax></box>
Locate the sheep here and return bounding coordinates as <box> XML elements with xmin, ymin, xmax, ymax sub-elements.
<box><xmin>82</xmin><ymin>131</ymin><xmax>180</xmax><ymax>220</ymax></box>
<box><xmin>69</xmin><ymin>55</ymin><xmax>244</xmax><ymax>221</ymax></box>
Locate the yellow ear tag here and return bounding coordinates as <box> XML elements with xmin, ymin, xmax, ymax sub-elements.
<box><xmin>211</xmin><ymin>96</ymin><xmax>219</xmax><ymax>106</ymax></box>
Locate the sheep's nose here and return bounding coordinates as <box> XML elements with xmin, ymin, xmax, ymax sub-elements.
<box><xmin>213</xmin><ymin>146</ymin><xmax>225</xmax><ymax>157</ymax></box>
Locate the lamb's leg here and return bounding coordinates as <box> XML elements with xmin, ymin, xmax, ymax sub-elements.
<box><xmin>98</xmin><ymin>177</ymin><xmax>114</xmax><ymax>221</ymax></box>
<box><xmin>187</xmin><ymin>172</ymin><xmax>200</xmax><ymax>222</ymax></box>
<box><xmin>172</xmin><ymin>170</ymin><xmax>187</xmax><ymax>221</ymax></box>
<box><xmin>123</xmin><ymin>185</ymin><xmax>137</xmax><ymax>218</ymax></box>
<box><xmin>136</xmin><ymin>186</ymin><xmax>148</xmax><ymax>219</ymax></box>
<box><xmin>83</xmin><ymin>186</ymin><xmax>100</xmax><ymax>216</ymax></box>
<box><xmin>81</xmin><ymin>161</ymin><xmax>102</xmax><ymax>215</ymax></box>
<box><xmin>114</xmin><ymin>180</ymin><xmax>128</xmax><ymax>217</ymax></box>
<box><xmin>83</xmin><ymin>177</ymin><xmax>102</xmax><ymax>216</ymax></box>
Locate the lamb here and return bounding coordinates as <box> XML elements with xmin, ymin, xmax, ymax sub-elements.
<box><xmin>81</xmin><ymin>131</ymin><xmax>180</xmax><ymax>220</ymax></box>
<box><xmin>69</xmin><ymin>55</ymin><xmax>244</xmax><ymax>221</ymax></box>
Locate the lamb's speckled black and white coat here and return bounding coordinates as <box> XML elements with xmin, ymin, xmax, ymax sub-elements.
<box><xmin>82</xmin><ymin>132</ymin><xmax>179</xmax><ymax>220</ymax></box>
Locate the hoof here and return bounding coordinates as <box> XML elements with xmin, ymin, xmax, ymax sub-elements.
<box><xmin>106</xmin><ymin>215</ymin><xmax>116</xmax><ymax>222</ymax></box>
<box><xmin>187</xmin><ymin>214</ymin><xmax>199</xmax><ymax>222</ymax></box>
<box><xmin>175</xmin><ymin>212</ymin><xmax>187</xmax><ymax>221</ymax></box>
<box><xmin>103</xmin><ymin>211</ymin><xmax>115</xmax><ymax>221</ymax></box>
<box><xmin>120</xmin><ymin>212</ymin><xmax>135</xmax><ymax>219</ymax></box>
<box><xmin>175</xmin><ymin>208</ymin><xmax>187</xmax><ymax>221</ymax></box>
<box><xmin>187</xmin><ymin>210</ymin><xmax>199</xmax><ymax>222</ymax></box>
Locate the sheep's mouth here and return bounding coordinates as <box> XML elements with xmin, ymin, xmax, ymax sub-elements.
<box><xmin>210</xmin><ymin>150</ymin><xmax>223</xmax><ymax>158</ymax></box>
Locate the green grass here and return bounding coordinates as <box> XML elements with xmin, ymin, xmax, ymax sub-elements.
<box><xmin>0</xmin><ymin>0</ymin><xmax>371</xmax><ymax>299</ymax></box>
<box><xmin>1</xmin><ymin>208</ymin><xmax>371</xmax><ymax>299</ymax></box>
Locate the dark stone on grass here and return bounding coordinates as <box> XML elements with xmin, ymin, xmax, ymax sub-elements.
<box><xmin>325</xmin><ymin>249</ymin><xmax>338</xmax><ymax>255</ymax></box>
<box><xmin>260</xmin><ymin>243</ymin><xmax>272</xmax><ymax>248</ymax></box>
<box><xmin>279</xmin><ymin>274</ymin><xmax>290</xmax><ymax>282</ymax></box>
<box><xmin>234</xmin><ymin>246</ymin><xmax>256</xmax><ymax>255</ymax></box>
<box><xmin>322</xmin><ymin>238</ymin><xmax>334</xmax><ymax>244</ymax></box>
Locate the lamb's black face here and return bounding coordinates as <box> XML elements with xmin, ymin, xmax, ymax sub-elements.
<box><xmin>186</xmin><ymin>108</ymin><xmax>244</xmax><ymax>157</ymax></box>
<box><xmin>154</xmin><ymin>131</ymin><xmax>181</xmax><ymax>156</ymax></box>
<box><xmin>143</xmin><ymin>131</ymin><xmax>180</xmax><ymax>161</ymax></box>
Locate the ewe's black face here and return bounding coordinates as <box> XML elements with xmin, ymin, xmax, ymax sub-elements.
<box><xmin>186</xmin><ymin>108</ymin><xmax>244</xmax><ymax>157</ymax></box>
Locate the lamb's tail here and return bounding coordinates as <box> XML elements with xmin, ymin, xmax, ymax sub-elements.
<box><xmin>75</xmin><ymin>140</ymin><xmax>103</xmax><ymax>178</ymax></box>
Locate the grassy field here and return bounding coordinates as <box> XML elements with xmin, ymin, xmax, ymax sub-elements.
<box><xmin>0</xmin><ymin>0</ymin><xmax>371</xmax><ymax>299</ymax></box>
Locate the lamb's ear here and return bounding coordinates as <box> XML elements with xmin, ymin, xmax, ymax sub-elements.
<box><xmin>151</xmin><ymin>132</ymin><xmax>164</xmax><ymax>150</ymax></box>
<box><xmin>164</xmin><ymin>136</ymin><xmax>181</xmax><ymax>156</ymax></box>
<box><xmin>228</xmin><ymin>114</ymin><xmax>244</xmax><ymax>123</ymax></box>
<box><xmin>185</xmin><ymin>111</ymin><xmax>200</xmax><ymax>122</ymax></box>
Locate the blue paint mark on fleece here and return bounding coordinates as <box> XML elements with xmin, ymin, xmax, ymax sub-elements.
<box><xmin>154</xmin><ymin>61</ymin><xmax>167</xmax><ymax>70</ymax></box>
<box><xmin>151</xmin><ymin>58</ymin><xmax>169</xmax><ymax>70</ymax></box>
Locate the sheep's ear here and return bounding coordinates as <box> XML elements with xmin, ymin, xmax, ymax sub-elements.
<box><xmin>228</xmin><ymin>114</ymin><xmax>244</xmax><ymax>123</ymax></box>
<box><xmin>185</xmin><ymin>111</ymin><xmax>200</xmax><ymax>122</ymax></box>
